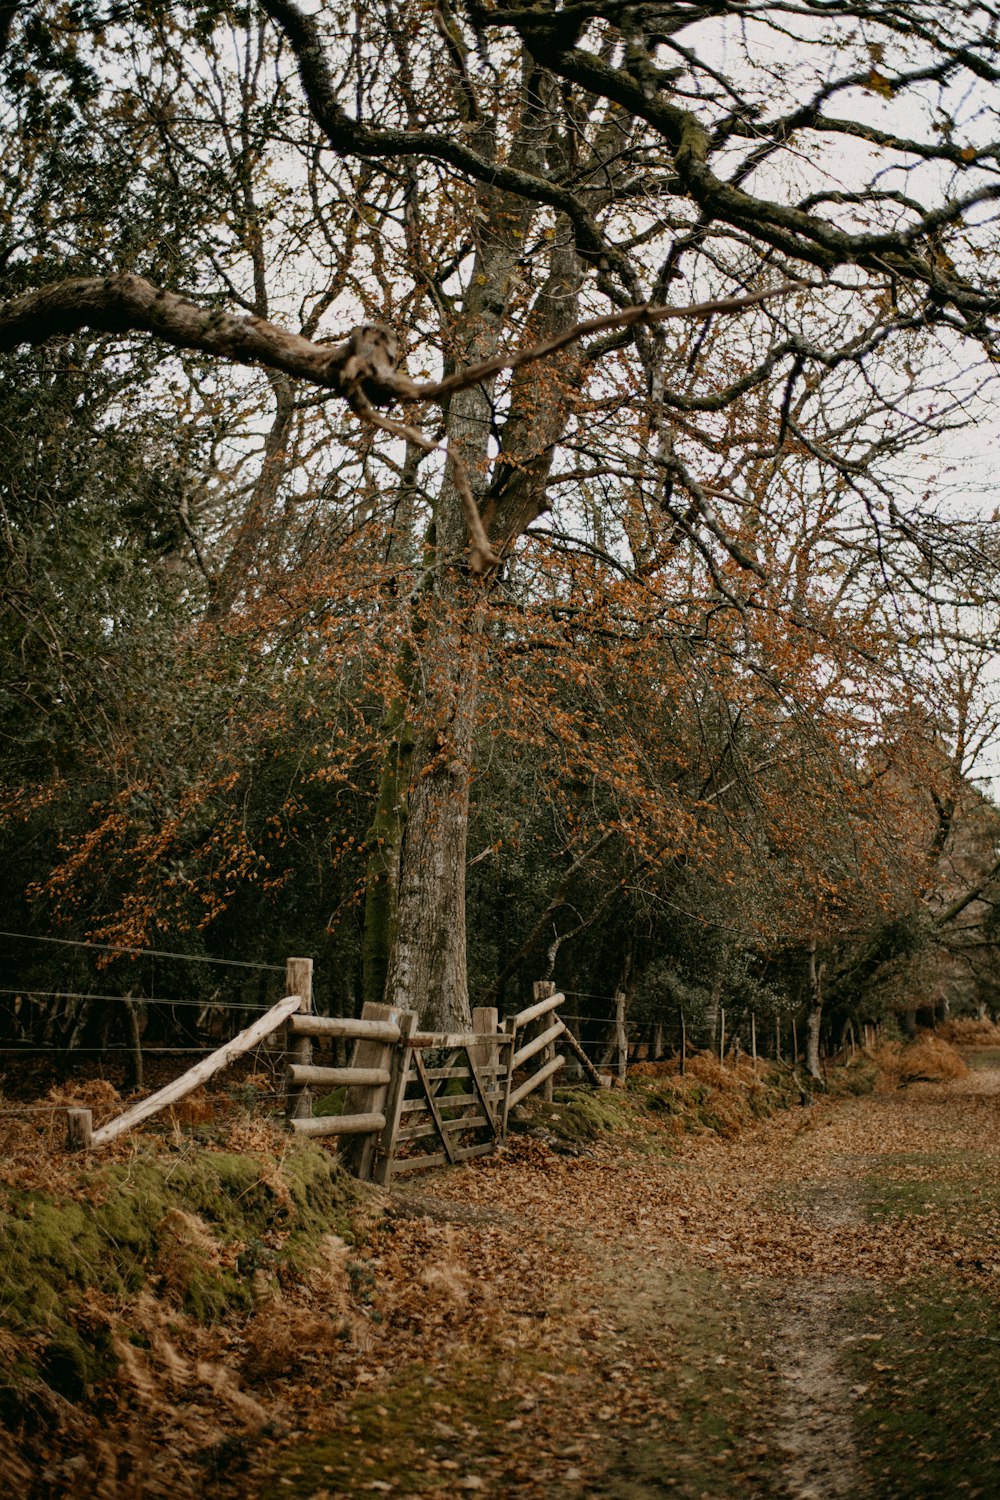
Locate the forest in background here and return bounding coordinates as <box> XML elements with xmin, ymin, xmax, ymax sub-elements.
<box><xmin>4</xmin><ymin>0</ymin><xmax>1000</xmax><ymax>1078</ymax></box>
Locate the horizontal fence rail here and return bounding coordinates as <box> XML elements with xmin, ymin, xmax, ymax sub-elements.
<box><xmin>287</xmin><ymin>1065</ymin><xmax>391</xmax><ymax>1089</ymax></box>
<box><xmin>512</xmin><ymin>1018</ymin><xmax>565</xmax><ymax>1071</ymax></box>
<box><xmin>290</xmin><ymin>1111</ymin><xmax>387</xmax><ymax>1139</ymax></box>
<box><xmin>289</xmin><ymin>1015</ymin><xmax>401</xmax><ymax>1044</ymax></box>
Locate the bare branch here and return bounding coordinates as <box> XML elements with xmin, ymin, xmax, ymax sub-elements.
<box><xmin>351</xmin><ymin>401</ymin><xmax>500</xmax><ymax>577</ymax></box>
<box><xmin>0</xmin><ymin>273</ymin><xmax>803</xmax><ymax>409</ymax></box>
<box><xmin>408</xmin><ymin>282</ymin><xmax>806</xmax><ymax>401</ymax></box>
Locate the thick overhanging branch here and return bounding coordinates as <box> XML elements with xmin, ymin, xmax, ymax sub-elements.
<box><xmin>0</xmin><ymin>272</ymin><xmax>800</xmax><ymax>396</ymax></box>
<box><xmin>0</xmin><ymin>273</ymin><xmax>395</xmax><ymax>397</ymax></box>
<box><xmin>0</xmin><ymin>272</ymin><xmax>799</xmax><ymax>573</ymax></box>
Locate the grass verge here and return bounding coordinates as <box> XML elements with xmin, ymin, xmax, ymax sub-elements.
<box><xmin>849</xmin><ymin>1275</ymin><xmax>1000</xmax><ymax>1498</ymax></box>
<box><xmin>260</xmin><ymin>1255</ymin><xmax>788</xmax><ymax>1500</ymax></box>
<box><xmin>510</xmin><ymin>1051</ymin><xmax>862</xmax><ymax>1152</ymax></box>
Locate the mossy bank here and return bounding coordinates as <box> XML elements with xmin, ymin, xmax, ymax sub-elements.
<box><xmin>0</xmin><ymin>1132</ymin><xmax>363</xmax><ymax>1404</ymax></box>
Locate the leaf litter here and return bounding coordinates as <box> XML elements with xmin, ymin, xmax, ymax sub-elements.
<box><xmin>6</xmin><ymin>1043</ymin><xmax>1000</xmax><ymax>1497</ymax></box>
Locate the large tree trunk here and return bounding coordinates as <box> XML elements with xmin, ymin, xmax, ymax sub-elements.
<box><xmin>360</xmin><ymin>442</ymin><xmax>423</xmax><ymax>1007</ymax></box>
<box><xmin>379</xmin><ymin>61</ymin><xmax>598</xmax><ymax>1029</ymax></box>
<box><xmin>379</xmin><ymin>64</ymin><xmax>551</xmax><ymax>1030</ymax></box>
<box><xmin>379</xmin><ymin>329</ymin><xmax>496</xmax><ymax>1031</ymax></box>
<box><xmin>805</xmin><ymin>939</ymin><xmax>825</xmax><ymax>1082</ymax></box>
<box><xmin>361</xmin><ymin>694</ymin><xmax>415</xmax><ymax>1007</ymax></box>
<box><xmin>383</xmin><ymin>590</ymin><xmax>482</xmax><ymax>1031</ymax></box>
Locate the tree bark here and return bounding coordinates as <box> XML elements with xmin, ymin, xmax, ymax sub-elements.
<box><xmin>805</xmin><ymin>939</ymin><xmax>825</xmax><ymax>1082</ymax></box>
<box><xmin>381</xmin><ymin>337</ymin><xmax>498</xmax><ymax>1030</ymax></box>
<box><xmin>384</xmin><ymin>601</ymin><xmax>481</xmax><ymax>1031</ymax></box>
<box><xmin>382</xmin><ymin>58</ymin><xmax>560</xmax><ymax>1030</ymax></box>
<box><xmin>362</xmin><ymin>696</ymin><xmax>416</xmax><ymax>1007</ymax></box>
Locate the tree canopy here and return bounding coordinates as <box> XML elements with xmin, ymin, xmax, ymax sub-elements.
<box><xmin>3</xmin><ymin>0</ymin><xmax>1000</xmax><ymax>1060</ymax></box>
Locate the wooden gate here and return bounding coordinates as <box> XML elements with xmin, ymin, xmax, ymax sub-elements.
<box><xmin>287</xmin><ymin>985</ymin><xmax>601</xmax><ymax>1182</ymax></box>
<box><xmin>376</xmin><ymin>1010</ymin><xmax>514</xmax><ymax>1184</ymax></box>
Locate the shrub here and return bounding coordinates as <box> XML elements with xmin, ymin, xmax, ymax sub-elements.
<box><xmin>878</xmin><ymin>1036</ymin><xmax>968</xmax><ymax>1085</ymax></box>
<box><xmin>937</xmin><ymin>1017</ymin><xmax>1000</xmax><ymax>1046</ymax></box>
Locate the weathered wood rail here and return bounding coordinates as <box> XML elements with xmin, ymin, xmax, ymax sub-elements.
<box><xmin>68</xmin><ymin>959</ymin><xmax>598</xmax><ymax>1180</ymax></box>
<box><xmin>284</xmin><ymin>979</ymin><xmax>596</xmax><ymax>1181</ymax></box>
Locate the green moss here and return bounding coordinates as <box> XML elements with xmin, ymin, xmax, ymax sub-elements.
<box><xmin>861</xmin><ymin>1153</ymin><xmax>1000</xmax><ymax>1224</ymax></box>
<box><xmin>834</xmin><ymin>1058</ymin><xmax>878</xmax><ymax>1095</ymax></box>
<box><xmin>314</xmin><ymin>1086</ymin><xmax>346</xmax><ymax>1116</ymax></box>
<box><xmin>514</xmin><ymin>1063</ymin><xmax>814</xmax><ymax>1151</ymax></box>
<box><xmin>260</xmin><ymin>1354</ymin><xmax>523</xmax><ymax>1496</ymax></box>
<box><xmin>961</xmin><ymin>1047</ymin><xmax>1000</xmax><ymax>1071</ymax></box>
<box><xmin>39</xmin><ymin>1333</ymin><xmax>93</xmax><ymax>1400</ymax></box>
<box><xmin>0</xmin><ymin>1141</ymin><xmax>363</xmax><ymax>1397</ymax></box>
<box><xmin>516</xmin><ymin>1086</ymin><xmax>639</xmax><ymax>1143</ymax></box>
<box><xmin>849</xmin><ymin>1276</ymin><xmax>1000</xmax><ymax>1496</ymax></box>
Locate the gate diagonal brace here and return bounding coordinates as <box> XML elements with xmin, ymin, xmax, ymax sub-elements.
<box><xmin>412</xmin><ymin>1048</ymin><xmax>459</xmax><ymax>1165</ymax></box>
<box><xmin>464</xmin><ymin>1048</ymin><xmax>498</xmax><ymax>1134</ymax></box>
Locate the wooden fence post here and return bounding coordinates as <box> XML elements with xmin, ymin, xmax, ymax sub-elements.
<box><xmin>66</xmin><ymin>1108</ymin><xmax>92</xmax><ymax>1150</ymax></box>
<box><xmin>121</xmin><ymin>993</ymin><xmax>143</xmax><ymax>1092</ymax></box>
<box><xmin>678</xmin><ymin>1007</ymin><xmax>686</xmax><ymax>1076</ymax></box>
<box><xmin>342</xmin><ymin>1002</ymin><xmax>401</xmax><ymax>1181</ymax></box>
<box><xmin>502</xmin><ymin>1013</ymin><xmax>516</xmax><ymax>1135</ymax></box>
<box><xmin>472</xmin><ymin>1006</ymin><xmax>499</xmax><ymax>1113</ymax></box>
<box><xmin>792</xmin><ymin>1017</ymin><xmax>799</xmax><ymax>1066</ymax></box>
<box><xmin>533</xmin><ymin>982</ymin><xmax>557</xmax><ymax>1101</ymax></box>
<box><xmin>751</xmin><ymin>1012</ymin><xmax>757</xmax><ymax>1070</ymax></box>
<box><xmin>613</xmin><ymin>990</ymin><xmax>627</xmax><ymax>1084</ymax></box>
<box><xmin>719</xmin><ymin>1007</ymin><xmax>726</xmax><ymax>1067</ymax></box>
<box><xmin>284</xmin><ymin>957</ymin><xmax>314</xmax><ymax>1123</ymax></box>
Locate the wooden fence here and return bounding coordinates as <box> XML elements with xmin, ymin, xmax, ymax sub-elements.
<box><xmin>287</xmin><ymin>979</ymin><xmax>599</xmax><ymax>1183</ymax></box>
<box><xmin>67</xmin><ymin>963</ymin><xmax>600</xmax><ymax>1181</ymax></box>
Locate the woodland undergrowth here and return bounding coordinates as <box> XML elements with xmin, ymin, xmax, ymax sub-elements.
<box><xmin>0</xmin><ymin>1038</ymin><xmax>978</xmax><ymax>1497</ymax></box>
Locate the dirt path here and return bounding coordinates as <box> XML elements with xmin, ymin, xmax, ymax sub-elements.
<box><xmin>248</xmin><ymin>1064</ymin><xmax>1000</xmax><ymax>1499</ymax></box>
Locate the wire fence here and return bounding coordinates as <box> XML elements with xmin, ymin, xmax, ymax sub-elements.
<box><xmin>0</xmin><ymin>934</ymin><xmax>838</xmax><ymax>1135</ymax></box>
<box><xmin>0</xmin><ymin>987</ymin><xmax>274</xmax><ymax>1011</ymax></box>
<box><xmin>0</xmin><ymin>932</ymin><xmax>296</xmax><ymax>1123</ymax></box>
<box><xmin>0</xmin><ymin>929</ymin><xmax>284</xmax><ymax>971</ymax></box>
<box><xmin>0</xmin><ymin>930</ymin><xmax>300</xmax><ymax>1072</ymax></box>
